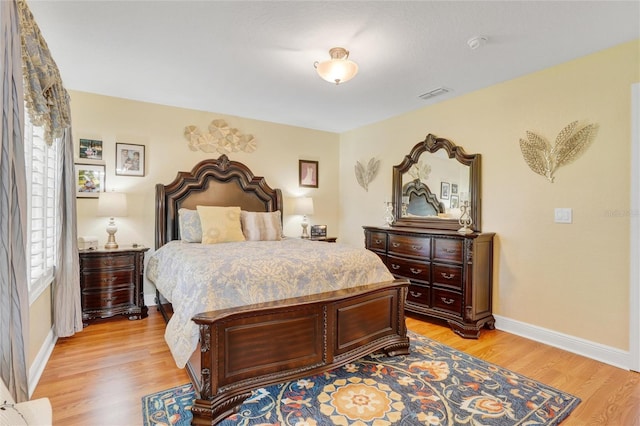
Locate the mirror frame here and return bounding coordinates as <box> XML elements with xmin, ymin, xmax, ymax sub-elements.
<box><xmin>392</xmin><ymin>134</ymin><xmax>481</xmax><ymax>231</ymax></box>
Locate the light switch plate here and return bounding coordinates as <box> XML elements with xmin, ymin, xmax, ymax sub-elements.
<box><xmin>554</xmin><ymin>208</ymin><xmax>572</xmax><ymax>224</ymax></box>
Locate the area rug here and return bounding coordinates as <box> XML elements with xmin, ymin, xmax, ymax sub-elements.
<box><xmin>142</xmin><ymin>332</ymin><xmax>580</xmax><ymax>425</ymax></box>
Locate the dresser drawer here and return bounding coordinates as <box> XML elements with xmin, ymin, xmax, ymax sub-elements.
<box><xmin>432</xmin><ymin>263</ymin><xmax>463</xmax><ymax>289</ymax></box>
<box><xmin>432</xmin><ymin>288</ymin><xmax>462</xmax><ymax>315</ymax></box>
<box><xmin>407</xmin><ymin>283</ymin><xmax>430</xmax><ymax>306</ymax></box>
<box><xmin>433</xmin><ymin>238</ymin><xmax>463</xmax><ymax>263</ymax></box>
<box><xmin>81</xmin><ymin>269</ymin><xmax>135</xmax><ymax>290</ymax></box>
<box><xmin>387</xmin><ymin>255</ymin><xmax>430</xmax><ymax>283</ymax></box>
<box><xmin>81</xmin><ymin>253</ymin><xmax>136</xmax><ymax>270</ymax></box>
<box><xmin>367</xmin><ymin>231</ymin><xmax>387</xmax><ymax>251</ymax></box>
<box><xmin>388</xmin><ymin>234</ymin><xmax>430</xmax><ymax>258</ymax></box>
<box><xmin>82</xmin><ymin>287</ymin><xmax>135</xmax><ymax>311</ymax></box>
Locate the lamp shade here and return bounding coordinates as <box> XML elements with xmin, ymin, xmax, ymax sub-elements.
<box><xmin>315</xmin><ymin>47</ymin><xmax>358</xmax><ymax>85</ymax></box>
<box><xmin>293</xmin><ymin>197</ymin><xmax>314</xmax><ymax>216</ymax></box>
<box><xmin>98</xmin><ymin>192</ymin><xmax>128</xmax><ymax>217</ymax></box>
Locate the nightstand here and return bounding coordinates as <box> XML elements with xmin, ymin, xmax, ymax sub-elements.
<box><xmin>310</xmin><ymin>237</ymin><xmax>337</xmax><ymax>242</ymax></box>
<box><xmin>79</xmin><ymin>246</ymin><xmax>149</xmax><ymax>325</ymax></box>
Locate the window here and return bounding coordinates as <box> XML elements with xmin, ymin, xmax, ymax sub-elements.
<box><xmin>24</xmin><ymin>116</ymin><xmax>58</xmax><ymax>304</ymax></box>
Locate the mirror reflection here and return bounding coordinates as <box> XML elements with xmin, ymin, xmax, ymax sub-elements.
<box><xmin>392</xmin><ymin>134</ymin><xmax>480</xmax><ymax>232</ymax></box>
<box><xmin>401</xmin><ymin>150</ymin><xmax>470</xmax><ymax>220</ymax></box>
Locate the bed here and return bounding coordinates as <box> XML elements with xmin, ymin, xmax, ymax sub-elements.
<box><xmin>148</xmin><ymin>155</ymin><xmax>410</xmax><ymax>425</ymax></box>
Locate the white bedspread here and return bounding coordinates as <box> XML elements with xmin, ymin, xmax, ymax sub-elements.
<box><xmin>146</xmin><ymin>238</ymin><xmax>393</xmax><ymax>367</ymax></box>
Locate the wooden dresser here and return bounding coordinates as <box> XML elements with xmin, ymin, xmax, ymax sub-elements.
<box><xmin>79</xmin><ymin>246</ymin><xmax>149</xmax><ymax>325</ymax></box>
<box><xmin>364</xmin><ymin>226</ymin><xmax>495</xmax><ymax>338</ymax></box>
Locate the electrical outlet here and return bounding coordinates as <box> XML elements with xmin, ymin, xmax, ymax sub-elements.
<box><xmin>554</xmin><ymin>208</ymin><xmax>572</xmax><ymax>224</ymax></box>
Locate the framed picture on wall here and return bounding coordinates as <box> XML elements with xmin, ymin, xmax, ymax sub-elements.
<box><xmin>441</xmin><ymin>182</ymin><xmax>450</xmax><ymax>200</ymax></box>
<box><xmin>451</xmin><ymin>183</ymin><xmax>458</xmax><ymax>195</ymax></box>
<box><xmin>116</xmin><ymin>143</ymin><xmax>145</xmax><ymax>176</ymax></box>
<box><xmin>78</xmin><ymin>138</ymin><xmax>103</xmax><ymax>161</ymax></box>
<box><xmin>299</xmin><ymin>159</ymin><xmax>318</xmax><ymax>188</ymax></box>
<box><xmin>75</xmin><ymin>163</ymin><xmax>105</xmax><ymax>198</ymax></box>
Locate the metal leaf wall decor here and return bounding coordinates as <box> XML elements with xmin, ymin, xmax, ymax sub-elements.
<box><xmin>408</xmin><ymin>160</ymin><xmax>432</xmax><ymax>182</ymax></box>
<box><xmin>355</xmin><ymin>157</ymin><xmax>380</xmax><ymax>192</ymax></box>
<box><xmin>184</xmin><ymin>119</ymin><xmax>257</xmax><ymax>154</ymax></box>
<box><xmin>519</xmin><ymin>121</ymin><xmax>598</xmax><ymax>183</ymax></box>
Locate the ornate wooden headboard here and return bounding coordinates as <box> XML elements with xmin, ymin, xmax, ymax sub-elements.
<box><xmin>155</xmin><ymin>154</ymin><xmax>283</xmax><ymax>249</ymax></box>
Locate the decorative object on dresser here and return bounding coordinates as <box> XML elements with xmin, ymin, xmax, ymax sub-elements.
<box><xmin>79</xmin><ymin>246</ymin><xmax>149</xmax><ymax>326</ymax></box>
<box><xmin>293</xmin><ymin>196</ymin><xmax>314</xmax><ymax>238</ymax></box>
<box><xmin>97</xmin><ymin>191</ymin><xmax>128</xmax><ymax>249</ymax></box>
<box><xmin>366</xmin><ymin>133</ymin><xmax>495</xmax><ymax>338</ymax></box>
<box><xmin>354</xmin><ymin>157</ymin><xmax>380</xmax><ymax>191</ymax></box>
<box><xmin>519</xmin><ymin>120</ymin><xmax>598</xmax><ymax>183</ymax></box>
<box><xmin>310</xmin><ymin>224</ymin><xmax>327</xmax><ymax>239</ymax></box>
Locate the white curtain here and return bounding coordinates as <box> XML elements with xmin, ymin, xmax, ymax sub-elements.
<box><xmin>0</xmin><ymin>0</ymin><xmax>29</xmax><ymax>403</ymax></box>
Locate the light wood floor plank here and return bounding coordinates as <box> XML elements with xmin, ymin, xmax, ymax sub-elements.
<box><xmin>32</xmin><ymin>310</ymin><xmax>639</xmax><ymax>425</ymax></box>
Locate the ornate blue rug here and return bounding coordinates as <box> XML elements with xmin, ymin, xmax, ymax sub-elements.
<box><xmin>142</xmin><ymin>332</ymin><xmax>580</xmax><ymax>425</ymax></box>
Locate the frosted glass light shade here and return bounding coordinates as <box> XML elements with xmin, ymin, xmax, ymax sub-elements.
<box><xmin>315</xmin><ymin>47</ymin><xmax>358</xmax><ymax>85</ymax></box>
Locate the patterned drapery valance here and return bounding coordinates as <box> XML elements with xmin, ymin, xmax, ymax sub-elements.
<box><xmin>17</xmin><ymin>0</ymin><xmax>70</xmax><ymax>145</ymax></box>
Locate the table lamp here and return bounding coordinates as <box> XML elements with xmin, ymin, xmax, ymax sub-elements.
<box><xmin>293</xmin><ymin>197</ymin><xmax>314</xmax><ymax>239</ymax></box>
<box><xmin>98</xmin><ymin>191</ymin><xmax>128</xmax><ymax>249</ymax></box>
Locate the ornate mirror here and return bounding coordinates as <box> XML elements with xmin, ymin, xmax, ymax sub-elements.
<box><xmin>392</xmin><ymin>134</ymin><xmax>481</xmax><ymax>231</ymax></box>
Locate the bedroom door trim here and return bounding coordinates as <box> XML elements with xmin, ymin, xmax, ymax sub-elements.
<box><xmin>630</xmin><ymin>82</ymin><xmax>639</xmax><ymax>372</ymax></box>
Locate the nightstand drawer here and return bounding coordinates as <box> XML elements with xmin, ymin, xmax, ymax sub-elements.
<box><xmin>81</xmin><ymin>253</ymin><xmax>136</xmax><ymax>270</ymax></box>
<box><xmin>387</xmin><ymin>255</ymin><xmax>430</xmax><ymax>283</ymax></box>
<box><xmin>82</xmin><ymin>287</ymin><xmax>135</xmax><ymax>311</ymax></box>
<box><xmin>433</xmin><ymin>238</ymin><xmax>463</xmax><ymax>263</ymax></box>
<box><xmin>432</xmin><ymin>264</ymin><xmax>463</xmax><ymax>289</ymax></box>
<box><xmin>81</xmin><ymin>269</ymin><xmax>134</xmax><ymax>290</ymax></box>
<box><xmin>388</xmin><ymin>234</ymin><xmax>430</xmax><ymax>258</ymax></box>
<box><xmin>432</xmin><ymin>288</ymin><xmax>462</xmax><ymax>315</ymax></box>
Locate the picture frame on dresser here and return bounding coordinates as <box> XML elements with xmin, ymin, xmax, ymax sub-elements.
<box><xmin>75</xmin><ymin>163</ymin><xmax>105</xmax><ymax>198</ymax></box>
<box><xmin>116</xmin><ymin>143</ymin><xmax>145</xmax><ymax>176</ymax></box>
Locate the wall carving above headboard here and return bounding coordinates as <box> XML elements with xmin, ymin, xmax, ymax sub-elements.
<box><xmin>184</xmin><ymin>119</ymin><xmax>257</xmax><ymax>154</ymax></box>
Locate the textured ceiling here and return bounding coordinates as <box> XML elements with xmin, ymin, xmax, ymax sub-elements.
<box><xmin>28</xmin><ymin>1</ymin><xmax>640</xmax><ymax>133</ymax></box>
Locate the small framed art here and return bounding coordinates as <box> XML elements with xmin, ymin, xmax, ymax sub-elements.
<box><xmin>450</xmin><ymin>195</ymin><xmax>459</xmax><ymax>209</ymax></box>
<box><xmin>310</xmin><ymin>224</ymin><xmax>327</xmax><ymax>239</ymax></box>
<box><xmin>451</xmin><ymin>183</ymin><xmax>458</xmax><ymax>195</ymax></box>
<box><xmin>75</xmin><ymin>163</ymin><xmax>105</xmax><ymax>198</ymax></box>
<box><xmin>440</xmin><ymin>182</ymin><xmax>450</xmax><ymax>200</ymax></box>
<box><xmin>116</xmin><ymin>143</ymin><xmax>145</xmax><ymax>176</ymax></box>
<box><xmin>79</xmin><ymin>138</ymin><xmax>103</xmax><ymax>161</ymax></box>
<box><xmin>299</xmin><ymin>160</ymin><xmax>318</xmax><ymax>188</ymax></box>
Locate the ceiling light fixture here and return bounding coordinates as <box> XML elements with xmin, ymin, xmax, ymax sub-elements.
<box><xmin>314</xmin><ymin>47</ymin><xmax>358</xmax><ymax>85</ymax></box>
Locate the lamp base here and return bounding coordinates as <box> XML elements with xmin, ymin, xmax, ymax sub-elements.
<box><xmin>301</xmin><ymin>222</ymin><xmax>310</xmax><ymax>239</ymax></box>
<box><xmin>105</xmin><ymin>218</ymin><xmax>119</xmax><ymax>249</ymax></box>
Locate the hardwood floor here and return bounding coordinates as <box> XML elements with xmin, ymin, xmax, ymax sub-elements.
<box><xmin>33</xmin><ymin>309</ymin><xmax>639</xmax><ymax>425</ymax></box>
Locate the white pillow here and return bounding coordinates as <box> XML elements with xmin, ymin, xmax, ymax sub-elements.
<box><xmin>0</xmin><ymin>402</ymin><xmax>28</xmax><ymax>426</ymax></box>
<box><xmin>178</xmin><ymin>208</ymin><xmax>202</xmax><ymax>243</ymax></box>
<box><xmin>240</xmin><ymin>210</ymin><xmax>282</xmax><ymax>241</ymax></box>
<box><xmin>196</xmin><ymin>206</ymin><xmax>245</xmax><ymax>244</ymax></box>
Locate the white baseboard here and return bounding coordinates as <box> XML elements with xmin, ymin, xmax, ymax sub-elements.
<box><xmin>144</xmin><ymin>292</ymin><xmax>157</xmax><ymax>307</ymax></box>
<box><xmin>28</xmin><ymin>327</ymin><xmax>57</xmax><ymax>397</ymax></box>
<box><xmin>494</xmin><ymin>314</ymin><xmax>630</xmax><ymax>371</ymax></box>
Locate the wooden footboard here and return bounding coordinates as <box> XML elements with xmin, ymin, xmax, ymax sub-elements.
<box><xmin>189</xmin><ymin>279</ymin><xmax>410</xmax><ymax>425</ymax></box>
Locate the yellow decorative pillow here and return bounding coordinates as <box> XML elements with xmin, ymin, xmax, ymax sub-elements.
<box><xmin>196</xmin><ymin>206</ymin><xmax>245</xmax><ymax>244</ymax></box>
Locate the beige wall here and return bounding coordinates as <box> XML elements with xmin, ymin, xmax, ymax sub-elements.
<box><xmin>69</xmin><ymin>92</ymin><xmax>340</xmax><ymax>297</ymax></box>
<box><xmin>28</xmin><ymin>287</ymin><xmax>51</xmax><ymax>367</ymax></box>
<box><xmin>339</xmin><ymin>40</ymin><xmax>640</xmax><ymax>351</ymax></box>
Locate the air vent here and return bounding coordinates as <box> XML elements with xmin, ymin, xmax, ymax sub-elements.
<box><xmin>418</xmin><ymin>87</ymin><xmax>451</xmax><ymax>100</ymax></box>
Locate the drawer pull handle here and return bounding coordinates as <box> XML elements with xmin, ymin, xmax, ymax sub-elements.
<box><xmin>102</xmin><ymin>259</ymin><xmax>115</xmax><ymax>265</ymax></box>
<box><xmin>410</xmin><ymin>268</ymin><xmax>422</xmax><ymax>274</ymax></box>
<box><xmin>102</xmin><ymin>277</ymin><xmax>117</xmax><ymax>283</ymax></box>
<box><xmin>441</xmin><ymin>297</ymin><xmax>455</xmax><ymax>304</ymax></box>
<box><xmin>441</xmin><ymin>272</ymin><xmax>456</xmax><ymax>279</ymax></box>
<box><xmin>411</xmin><ymin>245</ymin><xmax>422</xmax><ymax>250</ymax></box>
<box><xmin>391</xmin><ymin>242</ymin><xmax>400</xmax><ymax>248</ymax></box>
<box><xmin>374</xmin><ymin>239</ymin><xmax>383</xmax><ymax>245</ymax></box>
<box><xmin>390</xmin><ymin>264</ymin><xmax>401</xmax><ymax>270</ymax></box>
<box><xmin>410</xmin><ymin>291</ymin><xmax>422</xmax><ymax>297</ymax></box>
<box><xmin>442</xmin><ymin>248</ymin><xmax>456</xmax><ymax>254</ymax></box>
<box><xmin>102</xmin><ymin>297</ymin><xmax>116</xmax><ymax>302</ymax></box>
